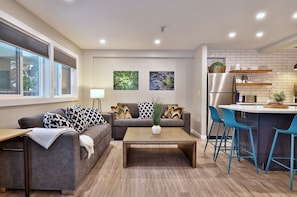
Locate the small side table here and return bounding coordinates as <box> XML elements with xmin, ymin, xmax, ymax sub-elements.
<box><xmin>0</xmin><ymin>129</ymin><xmax>32</xmax><ymax>197</ymax></box>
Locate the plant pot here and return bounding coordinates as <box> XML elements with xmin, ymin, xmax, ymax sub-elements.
<box><xmin>208</xmin><ymin>66</ymin><xmax>226</xmax><ymax>73</ymax></box>
<box><xmin>152</xmin><ymin>125</ymin><xmax>161</xmax><ymax>134</ymax></box>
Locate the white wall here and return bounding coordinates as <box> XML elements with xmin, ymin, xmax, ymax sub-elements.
<box><xmin>0</xmin><ymin>1</ymin><xmax>81</xmax><ymax>128</ymax></box>
<box><xmin>192</xmin><ymin>45</ymin><xmax>208</xmax><ymax>138</ymax></box>
<box><xmin>81</xmin><ymin>50</ymin><xmax>195</xmax><ymax>113</ymax></box>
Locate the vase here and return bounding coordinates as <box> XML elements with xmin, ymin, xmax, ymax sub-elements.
<box><xmin>152</xmin><ymin>125</ymin><xmax>161</xmax><ymax>134</ymax></box>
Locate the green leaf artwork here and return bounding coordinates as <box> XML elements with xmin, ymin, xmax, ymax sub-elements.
<box><xmin>113</xmin><ymin>71</ymin><xmax>139</xmax><ymax>90</ymax></box>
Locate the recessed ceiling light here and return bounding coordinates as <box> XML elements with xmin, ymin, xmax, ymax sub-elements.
<box><xmin>293</xmin><ymin>12</ymin><xmax>297</xmax><ymax>19</ymax></box>
<box><xmin>154</xmin><ymin>39</ymin><xmax>161</xmax><ymax>45</ymax></box>
<box><xmin>228</xmin><ymin>32</ymin><xmax>236</xmax><ymax>38</ymax></box>
<box><xmin>99</xmin><ymin>39</ymin><xmax>106</xmax><ymax>44</ymax></box>
<box><xmin>256</xmin><ymin>12</ymin><xmax>266</xmax><ymax>20</ymax></box>
<box><xmin>256</xmin><ymin>32</ymin><xmax>264</xmax><ymax>38</ymax></box>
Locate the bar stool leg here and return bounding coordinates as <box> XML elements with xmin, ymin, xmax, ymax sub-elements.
<box><xmin>228</xmin><ymin>127</ymin><xmax>236</xmax><ymax>174</ymax></box>
<box><xmin>249</xmin><ymin>128</ymin><xmax>258</xmax><ymax>174</ymax></box>
<box><xmin>265</xmin><ymin>131</ymin><xmax>279</xmax><ymax>173</ymax></box>
<box><xmin>213</xmin><ymin>122</ymin><xmax>221</xmax><ymax>160</ymax></box>
<box><xmin>290</xmin><ymin>134</ymin><xmax>294</xmax><ymax>191</ymax></box>
<box><xmin>236</xmin><ymin>129</ymin><xmax>240</xmax><ymax>161</ymax></box>
<box><xmin>204</xmin><ymin>122</ymin><xmax>214</xmax><ymax>152</ymax></box>
<box><xmin>214</xmin><ymin>125</ymin><xmax>227</xmax><ymax>161</ymax></box>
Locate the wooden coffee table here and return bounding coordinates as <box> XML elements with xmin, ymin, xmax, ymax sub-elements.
<box><xmin>123</xmin><ymin>127</ymin><xmax>196</xmax><ymax>168</ymax></box>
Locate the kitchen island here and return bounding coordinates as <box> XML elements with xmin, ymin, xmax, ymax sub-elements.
<box><xmin>219</xmin><ymin>104</ymin><xmax>297</xmax><ymax>170</ymax></box>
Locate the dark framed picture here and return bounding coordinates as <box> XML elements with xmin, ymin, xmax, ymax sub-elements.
<box><xmin>113</xmin><ymin>71</ymin><xmax>139</xmax><ymax>90</ymax></box>
<box><xmin>149</xmin><ymin>71</ymin><xmax>174</xmax><ymax>90</ymax></box>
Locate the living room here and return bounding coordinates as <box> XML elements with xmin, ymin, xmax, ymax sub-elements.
<box><xmin>1</xmin><ymin>0</ymin><xmax>297</xmax><ymax>196</ymax></box>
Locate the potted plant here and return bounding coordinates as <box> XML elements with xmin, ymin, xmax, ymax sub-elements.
<box><xmin>152</xmin><ymin>99</ymin><xmax>163</xmax><ymax>134</ymax></box>
<box><xmin>208</xmin><ymin>61</ymin><xmax>226</xmax><ymax>73</ymax></box>
<box><xmin>273</xmin><ymin>91</ymin><xmax>286</xmax><ymax>104</ymax></box>
<box><xmin>241</xmin><ymin>74</ymin><xmax>248</xmax><ymax>83</ymax></box>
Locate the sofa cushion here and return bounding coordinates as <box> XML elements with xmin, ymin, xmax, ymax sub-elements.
<box><xmin>18</xmin><ymin>108</ymin><xmax>66</xmax><ymax>129</ymax></box>
<box><xmin>160</xmin><ymin>118</ymin><xmax>184</xmax><ymax>127</ymax></box>
<box><xmin>83</xmin><ymin>107</ymin><xmax>106</xmax><ymax>126</ymax></box>
<box><xmin>137</xmin><ymin>102</ymin><xmax>153</xmax><ymax>119</ymax></box>
<box><xmin>113</xmin><ymin>118</ymin><xmax>153</xmax><ymax>127</ymax></box>
<box><xmin>80</xmin><ymin>124</ymin><xmax>111</xmax><ymax>159</ymax></box>
<box><xmin>66</xmin><ymin>106</ymin><xmax>89</xmax><ymax>133</ymax></box>
<box><xmin>43</xmin><ymin>112</ymin><xmax>73</xmax><ymax>128</ymax></box>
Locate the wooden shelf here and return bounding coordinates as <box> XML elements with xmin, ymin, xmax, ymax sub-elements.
<box><xmin>236</xmin><ymin>83</ymin><xmax>272</xmax><ymax>86</ymax></box>
<box><xmin>230</xmin><ymin>70</ymin><xmax>272</xmax><ymax>73</ymax></box>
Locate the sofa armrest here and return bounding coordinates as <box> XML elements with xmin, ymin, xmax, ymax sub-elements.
<box><xmin>102</xmin><ymin>113</ymin><xmax>112</xmax><ymax>124</ymax></box>
<box><xmin>0</xmin><ymin>130</ymin><xmax>81</xmax><ymax>191</ymax></box>
<box><xmin>182</xmin><ymin>111</ymin><xmax>191</xmax><ymax>134</ymax></box>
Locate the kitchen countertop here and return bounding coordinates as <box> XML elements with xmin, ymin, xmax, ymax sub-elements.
<box><xmin>219</xmin><ymin>104</ymin><xmax>297</xmax><ymax>114</ymax></box>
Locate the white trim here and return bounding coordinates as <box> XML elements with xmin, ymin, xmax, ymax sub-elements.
<box><xmin>0</xmin><ymin>96</ymin><xmax>78</xmax><ymax>107</ymax></box>
<box><xmin>0</xmin><ymin>11</ymin><xmax>79</xmax><ymax>107</ymax></box>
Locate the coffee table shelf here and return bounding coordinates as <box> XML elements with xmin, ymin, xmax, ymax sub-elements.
<box><xmin>123</xmin><ymin>127</ymin><xmax>196</xmax><ymax>168</ymax></box>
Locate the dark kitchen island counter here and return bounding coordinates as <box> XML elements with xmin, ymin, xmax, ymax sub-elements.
<box><xmin>219</xmin><ymin>104</ymin><xmax>297</xmax><ymax>170</ymax></box>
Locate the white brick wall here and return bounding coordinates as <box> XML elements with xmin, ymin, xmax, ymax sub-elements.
<box><xmin>208</xmin><ymin>49</ymin><xmax>297</xmax><ymax>103</ymax></box>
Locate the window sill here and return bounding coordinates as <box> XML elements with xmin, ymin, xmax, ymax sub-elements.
<box><xmin>0</xmin><ymin>96</ymin><xmax>78</xmax><ymax>107</ymax></box>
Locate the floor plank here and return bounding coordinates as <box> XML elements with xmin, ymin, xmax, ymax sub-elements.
<box><xmin>1</xmin><ymin>137</ymin><xmax>297</xmax><ymax>197</ymax></box>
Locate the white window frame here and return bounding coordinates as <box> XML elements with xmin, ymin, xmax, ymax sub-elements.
<box><xmin>0</xmin><ymin>11</ymin><xmax>78</xmax><ymax>107</ymax></box>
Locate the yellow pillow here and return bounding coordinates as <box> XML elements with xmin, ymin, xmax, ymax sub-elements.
<box><xmin>162</xmin><ymin>105</ymin><xmax>184</xmax><ymax>119</ymax></box>
<box><xmin>111</xmin><ymin>105</ymin><xmax>132</xmax><ymax>119</ymax></box>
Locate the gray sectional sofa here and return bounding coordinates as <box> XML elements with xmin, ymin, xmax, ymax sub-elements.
<box><xmin>110</xmin><ymin>103</ymin><xmax>191</xmax><ymax>140</ymax></box>
<box><xmin>0</xmin><ymin>108</ymin><xmax>112</xmax><ymax>194</ymax></box>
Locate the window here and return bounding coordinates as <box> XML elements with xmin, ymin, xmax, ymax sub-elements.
<box><xmin>54</xmin><ymin>63</ymin><xmax>73</xmax><ymax>95</ymax></box>
<box><xmin>0</xmin><ymin>42</ymin><xmax>18</xmax><ymax>94</ymax></box>
<box><xmin>0</xmin><ymin>20</ymin><xmax>78</xmax><ymax>106</ymax></box>
<box><xmin>54</xmin><ymin>47</ymin><xmax>77</xmax><ymax>96</ymax></box>
<box><xmin>0</xmin><ymin>41</ymin><xmax>49</xmax><ymax>96</ymax></box>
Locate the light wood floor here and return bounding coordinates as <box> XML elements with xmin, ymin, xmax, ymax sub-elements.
<box><xmin>1</xmin><ymin>136</ymin><xmax>297</xmax><ymax>197</ymax></box>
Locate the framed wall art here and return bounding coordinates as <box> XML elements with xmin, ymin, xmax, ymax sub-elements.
<box><xmin>113</xmin><ymin>71</ymin><xmax>139</xmax><ymax>90</ymax></box>
<box><xmin>149</xmin><ymin>71</ymin><xmax>174</xmax><ymax>90</ymax></box>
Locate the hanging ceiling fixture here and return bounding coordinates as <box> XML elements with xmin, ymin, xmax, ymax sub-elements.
<box><xmin>160</xmin><ymin>25</ymin><xmax>166</xmax><ymax>33</ymax></box>
<box><xmin>154</xmin><ymin>25</ymin><xmax>166</xmax><ymax>45</ymax></box>
<box><xmin>294</xmin><ymin>63</ymin><xmax>297</xmax><ymax>70</ymax></box>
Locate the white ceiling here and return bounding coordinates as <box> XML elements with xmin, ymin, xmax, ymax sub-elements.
<box><xmin>15</xmin><ymin>0</ymin><xmax>297</xmax><ymax>50</ymax></box>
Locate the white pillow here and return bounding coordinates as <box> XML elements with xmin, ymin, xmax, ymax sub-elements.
<box><xmin>43</xmin><ymin>112</ymin><xmax>72</xmax><ymax>128</ymax></box>
<box><xmin>137</xmin><ymin>102</ymin><xmax>153</xmax><ymax>119</ymax></box>
<box><xmin>65</xmin><ymin>106</ymin><xmax>89</xmax><ymax>133</ymax></box>
<box><xmin>83</xmin><ymin>107</ymin><xmax>106</xmax><ymax>126</ymax></box>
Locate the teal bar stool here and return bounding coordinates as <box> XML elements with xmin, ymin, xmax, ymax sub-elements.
<box><xmin>204</xmin><ymin>106</ymin><xmax>224</xmax><ymax>160</ymax></box>
<box><xmin>215</xmin><ymin>108</ymin><xmax>258</xmax><ymax>174</ymax></box>
<box><xmin>265</xmin><ymin>115</ymin><xmax>297</xmax><ymax>191</ymax></box>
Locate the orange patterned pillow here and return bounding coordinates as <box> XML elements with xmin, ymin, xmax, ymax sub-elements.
<box><xmin>111</xmin><ymin>105</ymin><xmax>132</xmax><ymax>119</ymax></box>
<box><xmin>162</xmin><ymin>105</ymin><xmax>184</xmax><ymax>119</ymax></box>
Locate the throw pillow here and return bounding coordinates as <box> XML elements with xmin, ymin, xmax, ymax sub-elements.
<box><xmin>111</xmin><ymin>105</ymin><xmax>132</xmax><ymax>119</ymax></box>
<box><xmin>171</xmin><ymin>106</ymin><xmax>184</xmax><ymax>119</ymax></box>
<box><xmin>43</xmin><ymin>112</ymin><xmax>72</xmax><ymax>128</ymax></box>
<box><xmin>162</xmin><ymin>105</ymin><xmax>177</xmax><ymax>118</ymax></box>
<box><xmin>83</xmin><ymin>107</ymin><xmax>106</xmax><ymax>126</ymax></box>
<box><xmin>137</xmin><ymin>102</ymin><xmax>153</xmax><ymax>119</ymax></box>
<box><xmin>162</xmin><ymin>105</ymin><xmax>184</xmax><ymax>119</ymax></box>
<box><xmin>65</xmin><ymin>106</ymin><xmax>89</xmax><ymax>133</ymax></box>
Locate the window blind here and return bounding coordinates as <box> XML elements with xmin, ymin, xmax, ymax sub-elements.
<box><xmin>54</xmin><ymin>47</ymin><xmax>76</xmax><ymax>69</ymax></box>
<box><xmin>0</xmin><ymin>20</ymin><xmax>49</xmax><ymax>58</ymax></box>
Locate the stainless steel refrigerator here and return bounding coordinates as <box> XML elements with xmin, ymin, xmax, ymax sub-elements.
<box><xmin>207</xmin><ymin>73</ymin><xmax>236</xmax><ymax>137</ymax></box>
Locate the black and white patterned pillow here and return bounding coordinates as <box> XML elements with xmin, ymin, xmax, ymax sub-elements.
<box><xmin>65</xmin><ymin>106</ymin><xmax>89</xmax><ymax>133</ymax></box>
<box><xmin>83</xmin><ymin>107</ymin><xmax>106</xmax><ymax>126</ymax></box>
<box><xmin>137</xmin><ymin>102</ymin><xmax>154</xmax><ymax>119</ymax></box>
<box><xmin>43</xmin><ymin>112</ymin><xmax>72</xmax><ymax>128</ymax></box>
